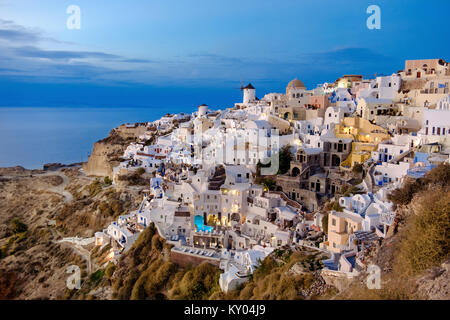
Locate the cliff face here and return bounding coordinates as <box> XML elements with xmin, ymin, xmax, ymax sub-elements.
<box><xmin>82</xmin><ymin>125</ymin><xmax>145</xmax><ymax>178</ymax></box>
<box><xmin>82</xmin><ymin>140</ymin><xmax>125</xmax><ymax>178</ymax></box>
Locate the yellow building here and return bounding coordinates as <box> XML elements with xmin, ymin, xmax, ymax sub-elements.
<box><xmin>335</xmin><ymin>75</ymin><xmax>363</xmax><ymax>89</ymax></box>
<box><xmin>325</xmin><ymin>210</ymin><xmax>363</xmax><ymax>253</ymax></box>
<box><xmin>335</xmin><ymin>117</ymin><xmax>390</xmax><ymax>168</ymax></box>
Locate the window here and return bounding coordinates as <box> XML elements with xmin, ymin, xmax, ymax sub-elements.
<box><xmin>332</xmin><ymin>218</ymin><xmax>336</xmax><ymax>226</ymax></box>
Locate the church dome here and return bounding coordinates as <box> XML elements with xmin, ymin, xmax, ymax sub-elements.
<box><xmin>287</xmin><ymin>78</ymin><xmax>306</xmax><ymax>89</ymax></box>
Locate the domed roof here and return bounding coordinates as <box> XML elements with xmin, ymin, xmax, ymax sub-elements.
<box><xmin>287</xmin><ymin>78</ymin><xmax>306</xmax><ymax>89</ymax></box>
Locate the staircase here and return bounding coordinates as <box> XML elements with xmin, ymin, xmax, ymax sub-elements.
<box><xmin>208</xmin><ymin>165</ymin><xmax>226</xmax><ymax>190</ymax></box>
<box><xmin>268</xmin><ymin>191</ymin><xmax>302</xmax><ymax>209</ymax></box>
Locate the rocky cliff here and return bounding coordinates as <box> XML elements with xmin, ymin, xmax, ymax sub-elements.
<box><xmin>82</xmin><ymin>125</ymin><xmax>147</xmax><ymax>178</ymax></box>
<box><xmin>82</xmin><ymin>139</ymin><xmax>125</xmax><ymax>178</ymax></box>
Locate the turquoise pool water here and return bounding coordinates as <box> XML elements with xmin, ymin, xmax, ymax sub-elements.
<box><xmin>194</xmin><ymin>215</ymin><xmax>213</xmax><ymax>233</ymax></box>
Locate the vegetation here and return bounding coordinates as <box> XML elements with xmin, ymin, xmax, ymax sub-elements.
<box><xmin>86</xmin><ymin>179</ymin><xmax>103</xmax><ymax>197</ymax></box>
<box><xmin>325</xmin><ymin>201</ymin><xmax>343</xmax><ymax>212</ymax></box>
<box><xmin>278</xmin><ymin>145</ymin><xmax>293</xmax><ymax>174</ymax></box>
<box><xmin>261</xmin><ymin>177</ymin><xmax>276</xmax><ymax>191</ymax></box>
<box><xmin>388</xmin><ymin>163</ymin><xmax>450</xmax><ymax>208</ymax></box>
<box><xmin>10</xmin><ymin>218</ymin><xmax>28</xmax><ymax>234</ymax></box>
<box><xmin>89</xmin><ymin>269</ymin><xmax>105</xmax><ymax>287</ymax></box>
<box><xmin>352</xmin><ymin>163</ymin><xmax>364</xmax><ymax>174</ymax></box>
<box><xmin>118</xmin><ymin>167</ymin><xmax>147</xmax><ymax>186</ymax></box>
<box><xmin>212</xmin><ymin>249</ymin><xmax>325</xmax><ymax>300</ymax></box>
<box><xmin>104</xmin><ymin>176</ymin><xmax>113</xmax><ymax>186</ymax></box>
<box><xmin>255</xmin><ymin>144</ymin><xmax>292</xmax><ymax>176</ymax></box>
<box><xmin>342</xmin><ymin>163</ymin><xmax>450</xmax><ymax>300</ymax></box>
<box><xmin>111</xmin><ymin>223</ymin><xmax>223</xmax><ymax>300</ymax></box>
<box><xmin>105</xmin><ymin>262</ymin><xmax>116</xmax><ymax>279</ymax></box>
<box><xmin>340</xmin><ymin>185</ymin><xmax>362</xmax><ymax>197</ymax></box>
<box><xmin>395</xmin><ymin>187</ymin><xmax>449</xmax><ymax>276</ymax></box>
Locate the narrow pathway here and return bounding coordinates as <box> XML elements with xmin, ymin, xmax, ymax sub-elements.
<box><xmin>36</xmin><ymin>171</ymin><xmax>73</xmax><ymax>203</ymax></box>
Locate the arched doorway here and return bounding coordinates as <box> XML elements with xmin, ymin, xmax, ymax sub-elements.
<box><xmin>292</xmin><ymin>167</ymin><xmax>300</xmax><ymax>177</ymax></box>
<box><xmin>230</xmin><ymin>212</ymin><xmax>240</xmax><ymax>222</ymax></box>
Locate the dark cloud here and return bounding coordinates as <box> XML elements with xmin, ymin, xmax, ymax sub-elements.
<box><xmin>0</xmin><ymin>20</ymin><xmax>157</xmax><ymax>84</ymax></box>
<box><xmin>0</xmin><ymin>20</ymin><xmax>42</xmax><ymax>42</ymax></box>
<box><xmin>13</xmin><ymin>45</ymin><xmax>121</xmax><ymax>61</ymax></box>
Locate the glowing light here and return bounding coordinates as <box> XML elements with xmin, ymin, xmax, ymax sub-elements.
<box><xmin>106</xmin><ymin>249</ymin><xmax>115</xmax><ymax>261</ymax></box>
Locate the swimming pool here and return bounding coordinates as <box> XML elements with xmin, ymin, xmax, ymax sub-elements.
<box><xmin>194</xmin><ymin>215</ymin><xmax>213</xmax><ymax>233</ymax></box>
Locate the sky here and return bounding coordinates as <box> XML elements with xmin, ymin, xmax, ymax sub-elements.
<box><xmin>0</xmin><ymin>0</ymin><xmax>449</xmax><ymax>109</ymax></box>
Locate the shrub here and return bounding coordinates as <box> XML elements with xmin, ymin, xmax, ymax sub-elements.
<box><xmin>105</xmin><ymin>262</ymin><xmax>116</xmax><ymax>279</ymax></box>
<box><xmin>87</xmin><ymin>179</ymin><xmax>103</xmax><ymax>197</ymax></box>
<box><xmin>352</xmin><ymin>163</ymin><xmax>363</xmax><ymax>174</ymax></box>
<box><xmin>104</xmin><ymin>176</ymin><xmax>113</xmax><ymax>185</ymax></box>
<box><xmin>262</xmin><ymin>178</ymin><xmax>276</xmax><ymax>191</ymax></box>
<box><xmin>151</xmin><ymin>235</ymin><xmax>163</xmax><ymax>252</ymax></box>
<box><xmin>89</xmin><ymin>269</ymin><xmax>105</xmax><ymax>286</ymax></box>
<box><xmin>388</xmin><ymin>164</ymin><xmax>450</xmax><ymax>208</ymax></box>
<box><xmin>423</xmin><ymin>162</ymin><xmax>450</xmax><ymax>187</ymax></box>
<box><xmin>387</xmin><ymin>178</ymin><xmax>423</xmax><ymax>207</ymax></box>
<box><xmin>10</xmin><ymin>218</ymin><xmax>27</xmax><ymax>234</ymax></box>
<box><xmin>396</xmin><ymin>188</ymin><xmax>450</xmax><ymax>276</ymax></box>
<box><xmin>253</xmin><ymin>256</ymin><xmax>277</xmax><ymax>281</ymax></box>
<box><xmin>98</xmin><ymin>201</ymin><xmax>114</xmax><ymax>216</ymax></box>
<box><xmin>278</xmin><ymin>145</ymin><xmax>293</xmax><ymax>174</ymax></box>
<box><xmin>325</xmin><ymin>201</ymin><xmax>343</xmax><ymax>212</ymax></box>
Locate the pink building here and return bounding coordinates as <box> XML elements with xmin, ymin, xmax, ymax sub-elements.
<box><xmin>308</xmin><ymin>95</ymin><xmax>330</xmax><ymax>110</ymax></box>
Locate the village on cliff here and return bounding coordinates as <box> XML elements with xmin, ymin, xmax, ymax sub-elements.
<box><xmin>84</xmin><ymin>58</ymin><xmax>450</xmax><ymax>292</ymax></box>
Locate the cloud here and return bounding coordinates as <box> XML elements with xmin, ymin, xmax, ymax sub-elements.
<box><xmin>306</xmin><ymin>47</ymin><xmax>387</xmax><ymax>64</ymax></box>
<box><xmin>120</xmin><ymin>58</ymin><xmax>154</xmax><ymax>64</ymax></box>
<box><xmin>0</xmin><ymin>20</ymin><xmax>42</xmax><ymax>42</ymax></box>
<box><xmin>186</xmin><ymin>53</ymin><xmax>244</xmax><ymax>65</ymax></box>
<box><xmin>13</xmin><ymin>45</ymin><xmax>122</xmax><ymax>61</ymax></box>
<box><xmin>0</xmin><ymin>20</ymin><xmax>396</xmax><ymax>89</ymax></box>
<box><xmin>0</xmin><ymin>20</ymin><xmax>158</xmax><ymax>84</ymax></box>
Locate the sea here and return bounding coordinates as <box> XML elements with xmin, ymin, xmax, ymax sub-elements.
<box><xmin>0</xmin><ymin>106</ymin><xmax>190</xmax><ymax>169</ymax></box>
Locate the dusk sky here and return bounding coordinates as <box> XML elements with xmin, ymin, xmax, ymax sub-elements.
<box><xmin>1</xmin><ymin>0</ymin><xmax>449</xmax><ymax>109</ymax></box>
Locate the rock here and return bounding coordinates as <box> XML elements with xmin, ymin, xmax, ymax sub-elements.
<box><xmin>416</xmin><ymin>259</ymin><xmax>450</xmax><ymax>300</ymax></box>
<box><xmin>82</xmin><ymin>141</ymin><xmax>125</xmax><ymax>177</ymax></box>
<box><xmin>289</xmin><ymin>262</ymin><xmax>308</xmax><ymax>275</ymax></box>
<box><xmin>43</xmin><ymin>163</ymin><xmax>64</xmax><ymax>171</ymax></box>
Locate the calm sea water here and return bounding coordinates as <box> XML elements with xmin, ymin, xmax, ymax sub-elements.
<box><xmin>0</xmin><ymin>106</ymin><xmax>189</xmax><ymax>169</ymax></box>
